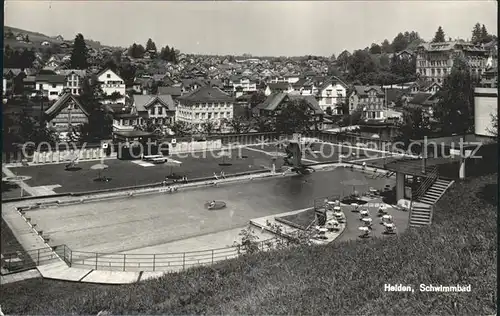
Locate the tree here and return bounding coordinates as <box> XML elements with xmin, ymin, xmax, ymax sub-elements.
<box><xmin>275</xmin><ymin>99</ymin><xmax>314</xmax><ymax>135</ymax></box>
<box><xmin>471</xmin><ymin>23</ymin><xmax>482</xmax><ymax>44</ymax></box>
<box><xmin>170</xmin><ymin>121</ymin><xmax>192</xmax><ymax>136</ymax></box>
<box><xmin>347</xmin><ymin>50</ymin><xmax>376</xmax><ymax>81</ymax></box>
<box><xmin>128</xmin><ymin>43</ymin><xmax>146</xmax><ymax>59</ymax></box>
<box><xmin>396</xmin><ymin>106</ymin><xmax>430</xmax><ymax>145</ymax></box>
<box><xmin>17</xmin><ymin>109</ymin><xmax>59</xmax><ymax>146</ymax></box>
<box><xmin>70</xmin><ymin>33</ymin><xmax>89</xmax><ymax>69</ymax></box>
<box><xmin>381</xmin><ymin>39</ymin><xmax>393</xmax><ymax>53</ymax></box>
<box><xmin>76</xmin><ymin>76</ymin><xmax>112</xmax><ymax>142</ymax></box>
<box><xmin>391</xmin><ymin>33</ymin><xmax>409</xmax><ymax>52</ymax></box>
<box><xmin>432</xmin><ymin>26</ymin><xmax>446</xmax><ymax>43</ymax></box>
<box><xmin>433</xmin><ymin>57</ymin><xmax>474</xmax><ymax>136</ymax></box>
<box><xmin>119</xmin><ymin>63</ymin><xmax>137</xmax><ymax>87</ymax></box>
<box><xmin>369</xmin><ymin>43</ymin><xmax>382</xmax><ymax>54</ymax></box>
<box><xmin>330</xmin><ymin>53</ymin><xmax>336</xmax><ymax>61</ymax></box>
<box><xmin>227</xmin><ymin>116</ymin><xmax>252</xmax><ymax>133</ymax></box>
<box><xmin>200</xmin><ymin>120</ymin><xmax>217</xmax><ymax>136</ymax></box>
<box><xmin>251</xmin><ymin>113</ymin><xmax>275</xmax><ymax>133</ymax></box>
<box><xmin>390</xmin><ymin>54</ymin><xmax>417</xmax><ymax>82</ymax></box>
<box><xmin>487</xmin><ymin>113</ymin><xmax>498</xmax><ymax>137</ymax></box>
<box><xmin>145</xmin><ymin>38</ymin><xmax>157</xmax><ymax>53</ymax></box>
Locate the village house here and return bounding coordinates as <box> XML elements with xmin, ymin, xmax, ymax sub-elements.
<box><xmin>35</xmin><ymin>74</ymin><xmax>66</xmax><ymax>100</ymax></box>
<box><xmin>407</xmin><ymin>92</ymin><xmax>441</xmax><ymax>118</ymax></box>
<box><xmin>176</xmin><ymin>86</ymin><xmax>234</xmax><ymax>131</ymax></box>
<box><xmin>56</xmin><ymin>69</ymin><xmax>86</xmax><ymax>95</ymax></box>
<box><xmin>264</xmin><ymin>82</ymin><xmax>293</xmax><ymax>96</ymax></box>
<box><xmin>349</xmin><ymin>85</ymin><xmax>386</xmax><ymax>120</ymax></box>
<box><xmin>44</xmin><ymin>93</ymin><xmax>89</xmax><ymax>133</ymax></box>
<box><xmin>316</xmin><ymin>76</ymin><xmax>348</xmax><ymax>114</ymax></box>
<box><xmin>416</xmin><ymin>40</ymin><xmax>489</xmax><ymax>83</ymax></box>
<box><xmin>254</xmin><ymin>92</ymin><xmax>325</xmax><ymax>130</ymax></box>
<box><xmin>133</xmin><ymin>94</ymin><xmax>177</xmax><ymax>126</ymax></box>
<box><xmin>410</xmin><ymin>81</ymin><xmax>442</xmax><ymax>94</ymax></box>
<box><xmin>97</xmin><ymin>68</ymin><xmax>126</xmax><ymax>104</ymax></box>
<box><xmin>44</xmin><ymin>55</ymin><xmax>62</xmax><ymax>69</ymax></box>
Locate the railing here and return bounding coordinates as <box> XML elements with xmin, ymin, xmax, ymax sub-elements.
<box><xmin>413</xmin><ymin>165</ymin><xmax>439</xmax><ymax>200</ymax></box>
<box><xmin>1</xmin><ymin>245</ymin><xmax>64</xmax><ymax>273</ymax></box>
<box><xmin>1</xmin><ymin>238</ymin><xmax>280</xmax><ymax>273</ymax></box>
<box><xmin>69</xmin><ymin>238</ymin><xmax>278</xmax><ymax>272</ymax></box>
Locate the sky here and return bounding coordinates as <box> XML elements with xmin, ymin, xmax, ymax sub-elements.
<box><xmin>4</xmin><ymin>1</ymin><xmax>498</xmax><ymax>56</ymax></box>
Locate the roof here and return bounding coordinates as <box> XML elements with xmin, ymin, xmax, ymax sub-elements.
<box><xmin>385</xmin><ymin>88</ymin><xmax>410</xmax><ymax>104</ymax></box>
<box><xmin>3</xmin><ymin>68</ymin><xmax>23</xmax><ymax>76</ymax></box>
<box><xmin>288</xmin><ymin>95</ymin><xmax>324</xmax><ymax>115</ymax></box>
<box><xmin>256</xmin><ymin>93</ymin><xmax>323</xmax><ymax>115</ymax></box>
<box><xmin>177</xmin><ymin>86</ymin><xmax>233</xmax><ymax>104</ymax></box>
<box><xmin>35</xmin><ymin>75</ymin><xmax>66</xmax><ymax>84</ymax></box>
<box><xmin>133</xmin><ymin>94</ymin><xmax>176</xmax><ymax>112</ymax></box>
<box><xmin>353</xmin><ymin>85</ymin><xmax>384</xmax><ymax>97</ymax></box>
<box><xmin>23</xmin><ymin>76</ymin><xmax>36</xmax><ymax>83</ymax></box>
<box><xmin>44</xmin><ymin>93</ymin><xmax>89</xmax><ymax>119</ymax></box>
<box><xmin>418</xmin><ymin>40</ymin><xmax>487</xmax><ymax>53</ymax></box>
<box><xmin>158</xmin><ymin>86</ymin><xmax>182</xmax><ymax>96</ymax></box>
<box><xmin>408</xmin><ymin>92</ymin><xmax>433</xmax><ymax>105</ymax></box>
<box><xmin>56</xmin><ymin>69</ymin><xmax>86</xmax><ymax>78</ymax></box>
<box><xmin>256</xmin><ymin>92</ymin><xmax>288</xmax><ymax>111</ymax></box>
<box><xmin>106</xmin><ymin>103</ymin><xmax>131</xmax><ymax>114</ymax></box>
<box><xmin>95</xmin><ymin>68</ymin><xmax>122</xmax><ymax>80</ymax></box>
<box><xmin>267</xmin><ymin>82</ymin><xmax>290</xmax><ymax>90</ymax></box>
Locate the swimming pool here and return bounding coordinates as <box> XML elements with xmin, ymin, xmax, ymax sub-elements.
<box><xmin>26</xmin><ymin>167</ymin><xmax>395</xmax><ymax>254</ymax></box>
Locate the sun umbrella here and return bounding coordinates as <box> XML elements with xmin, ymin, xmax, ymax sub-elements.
<box><xmin>91</xmin><ymin>163</ymin><xmax>108</xmax><ymax>180</ymax></box>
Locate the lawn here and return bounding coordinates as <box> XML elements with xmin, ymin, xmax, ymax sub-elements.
<box><xmin>1</xmin><ymin>218</ymin><xmax>25</xmax><ymax>255</ymax></box>
<box><xmin>1</xmin><ymin>173</ymin><xmax>496</xmax><ymax>315</ymax></box>
<box><xmin>277</xmin><ymin>209</ymin><xmax>317</xmax><ymax>230</ymax></box>
<box><xmin>8</xmin><ymin>148</ymin><xmax>281</xmax><ymax>194</ymax></box>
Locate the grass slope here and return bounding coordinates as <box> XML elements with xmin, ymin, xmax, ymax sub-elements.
<box><xmin>1</xmin><ymin>174</ymin><xmax>497</xmax><ymax>315</ymax></box>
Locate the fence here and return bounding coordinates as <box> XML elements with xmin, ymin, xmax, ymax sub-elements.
<box><xmin>1</xmin><ymin>245</ymin><xmax>64</xmax><ymax>273</ymax></box>
<box><xmin>1</xmin><ymin>238</ymin><xmax>280</xmax><ymax>274</ymax></box>
<box><xmin>68</xmin><ymin>238</ymin><xmax>278</xmax><ymax>272</ymax></box>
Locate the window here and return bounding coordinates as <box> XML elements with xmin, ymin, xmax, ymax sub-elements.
<box><xmin>195</xmin><ymin>113</ymin><xmax>200</xmax><ymax>119</ymax></box>
<box><xmin>150</xmin><ymin>108</ymin><xmax>154</xmax><ymax>115</ymax></box>
<box><xmin>159</xmin><ymin>106</ymin><xmax>164</xmax><ymax>115</ymax></box>
<box><xmin>107</xmin><ymin>74</ymin><xmax>111</xmax><ymax>78</ymax></box>
<box><xmin>208</xmin><ymin>113</ymin><xmax>212</xmax><ymax>119</ymax></box>
<box><xmin>52</xmin><ymin>84</ymin><xmax>57</xmax><ymax>88</ymax></box>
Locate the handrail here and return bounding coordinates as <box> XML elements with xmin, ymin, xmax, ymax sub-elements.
<box><xmin>413</xmin><ymin>166</ymin><xmax>439</xmax><ymax>200</ymax></box>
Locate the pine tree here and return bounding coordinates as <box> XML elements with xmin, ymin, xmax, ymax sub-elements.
<box><xmin>146</xmin><ymin>38</ymin><xmax>157</xmax><ymax>53</ymax></box>
<box><xmin>471</xmin><ymin>23</ymin><xmax>482</xmax><ymax>44</ymax></box>
<box><xmin>480</xmin><ymin>24</ymin><xmax>489</xmax><ymax>43</ymax></box>
<box><xmin>433</xmin><ymin>57</ymin><xmax>474</xmax><ymax>136</ymax></box>
<box><xmin>70</xmin><ymin>33</ymin><xmax>89</xmax><ymax>69</ymax></box>
<box><xmin>432</xmin><ymin>26</ymin><xmax>446</xmax><ymax>43</ymax></box>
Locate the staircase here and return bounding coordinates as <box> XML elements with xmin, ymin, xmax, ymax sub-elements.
<box><xmin>409</xmin><ymin>204</ymin><xmax>433</xmax><ymax>227</ymax></box>
<box><xmin>409</xmin><ymin>178</ymin><xmax>454</xmax><ymax>227</ymax></box>
<box><xmin>417</xmin><ymin>179</ymin><xmax>454</xmax><ymax>205</ymax></box>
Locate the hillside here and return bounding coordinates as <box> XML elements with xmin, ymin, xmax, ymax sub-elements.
<box><xmin>4</xmin><ymin>25</ymin><xmax>120</xmax><ymax>51</ymax></box>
